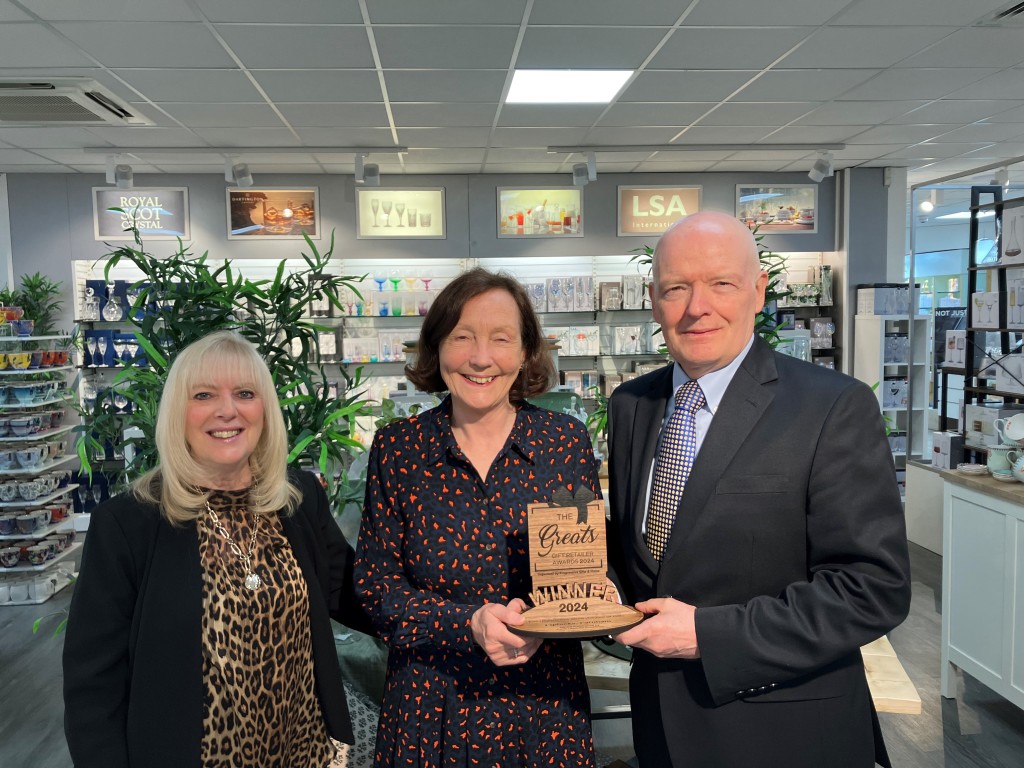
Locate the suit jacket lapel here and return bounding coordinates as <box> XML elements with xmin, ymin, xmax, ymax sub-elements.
<box><xmin>659</xmin><ymin>338</ymin><xmax>778</xmax><ymax>576</ymax></box>
<box><xmin>630</xmin><ymin>365</ymin><xmax>674</xmax><ymax>544</ymax></box>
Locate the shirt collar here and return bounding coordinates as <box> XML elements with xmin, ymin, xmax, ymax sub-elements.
<box><xmin>421</xmin><ymin>396</ymin><xmax>537</xmax><ymax>465</ymax></box>
<box><xmin>671</xmin><ymin>334</ymin><xmax>755</xmax><ymax>416</ymax></box>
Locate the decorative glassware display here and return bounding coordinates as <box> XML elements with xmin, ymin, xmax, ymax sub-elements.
<box><xmin>381</xmin><ymin>200</ymin><xmax>393</xmax><ymax>227</ymax></box>
<box><xmin>101</xmin><ymin>285</ymin><xmax>122</xmax><ymax>322</ymax></box>
<box><xmin>371</xmin><ymin>198</ymin><xmax>380</xmax><ymax>227</ymax></box>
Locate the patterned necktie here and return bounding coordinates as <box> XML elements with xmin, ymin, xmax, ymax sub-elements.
<box><xmin>645</xmin><ymin>380</ymin><xmax>706</xmax><ymax>561</ymax></box>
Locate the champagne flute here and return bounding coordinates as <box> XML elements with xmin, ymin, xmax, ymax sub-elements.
<box><xmin>395</xmin><ymin>201</ymin><xmax>406</xmax><ymax>228</ymax></box>
<box><xmin>96</xmin><ymin>336</ymin><xmax>108</xmax><ymax>367</ymax></box>
<box><xmin>370</xmin><ymin>198</ymin><xmax>380</xmax><ymax>227</ymax></box>
<box><xmin>381</xmin><ymin>200</ymin><xmax>393</xmax><ymax>227</ymax></box>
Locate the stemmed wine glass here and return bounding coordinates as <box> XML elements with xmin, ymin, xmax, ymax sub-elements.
<box><xmin>388</xmin><ymin>269</ymin><xmax>402</xmax><ymax>293</ymax></box>
<box><xmin>113</xmin><ymin>338</ymin><xmax>127</xmax><ymax>366</ymax></box>
<box><xmin>125</xmin><ymin>340</ymin><xmax>139</xmax><ymax>365</ymax></box>
<box><xmin>421</xmin><ymin>277</ymin><xmax>433</xmax><ymax>292</ymax></box>
<box><xmin>395</xmin><ymin>201</ymin><xmax>406</xmax><ymax>228</ymax></box>
<box><xmin>371</xmin><ymin>198</ymin><xmax>380</xmax><ymax>227</ymax></box>
<box><xmin>985</xmin><ymin>295</ymin><xmax>996</xmax><ymax>325</ymax></box>
<box><xmin>113</xmin><ymin>390</ymin><xmax>129</xmax><ymax>414</ymax></box>
<box><xmin>96</xmin><ymin>336</ymin><xmax>108</xmax><ymax>367</ymax></box>
<box><xmin>92</xmin><ymin>484</ymin><xmax>104</xmax><ymax>508</ymax></box>
<box><xmin>404</xmin><ymin>273</ymin><xmax>417</xmax><ymax>293</ymax></box>
<box><xmin>373</xmin><ymin>274</ymin><xmax>388</xmax><ymax>293</ymax></box>
<box><xmin>381</xmin><ymin>200</ymin><xmax>393</xmax><ymax>227</ymax></box>
<box><xmin>85</xmin><ymin>336</ymin><xmax>98</xmax><ymax>368</ymax></box>
<box><xmin>974</xmin><ymin>294</ymin><xmax>985</xmax><ymax>326</ymax></box>
<box><xmin>77</xmin><ymin>483</ymin><xmax>89</xmax><ymax>513</ymax></box>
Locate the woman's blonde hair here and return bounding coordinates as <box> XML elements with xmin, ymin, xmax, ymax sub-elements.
<box><xmin>132</xmin><ymin>330</ymin><xmax>301</xmax><ymax>525</ymax></box>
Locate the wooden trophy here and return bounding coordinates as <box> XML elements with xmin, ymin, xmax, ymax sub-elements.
<box><xmin>513</xmin><ymin>487</ymin><xmax>643</xmax><ymax>638</ymax></box>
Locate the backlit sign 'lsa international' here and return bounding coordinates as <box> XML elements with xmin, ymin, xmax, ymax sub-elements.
<box><xmin>617</xmin><ymin>186</ymin><xmax>701</xmax><ymax>236</ymax></box>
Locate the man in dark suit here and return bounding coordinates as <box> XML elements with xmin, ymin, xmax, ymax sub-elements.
<box><xmin>609</xmin><ymin>211</ymin><xmax>911</xmax><ymax>768</ymax></box>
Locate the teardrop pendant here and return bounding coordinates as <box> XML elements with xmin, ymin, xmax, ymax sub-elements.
<box><xmin>244</xmin><ymin>572</ymin><xmax>261</xmax><ymax>591</ymax></box>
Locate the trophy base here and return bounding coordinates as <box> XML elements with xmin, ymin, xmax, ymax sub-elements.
<box><xmin>511</xmin><ymin>601</ymin><xmax>644</xmax><ymax>639</ymax></box>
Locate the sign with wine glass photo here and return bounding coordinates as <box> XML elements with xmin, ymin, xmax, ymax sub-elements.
<box><xmin>356</xmin><ymin>188</ymin><xmax>446</xmax><ymax>239</ymax></box>
<box><xmin>736</xmin><ymin>184</ymin><xmax>818</xmax><ymax>234</ymax></box>
<box><xmin>93</xmin><ymin>187</ymin><xmax>190</xmax><ymax>241</ymax></box>
<box><xmin>227</xmin><ymin>188</ymin><xmax>319</xmax><ymax>239</ymax></box>
<box><xmin>497</xmin><ymin>187</ymin><xmax>583</xmax><ymax>238</ymax></box>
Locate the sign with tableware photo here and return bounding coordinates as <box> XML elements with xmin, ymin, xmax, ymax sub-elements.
<box><xmin>227</xmin><ymin>187</ymin><xmax>319</xmax><ymax>239</ymax></box>
<box><xmin>736</xmin><ymin>184</ymin><xmax>818</xmax><ymax>234</ymax></box>
<box><xmin>355</xmin><ymin>188</ymin><xmax>446</xmax><ymax>239</ymax></box>
<box><xmin>497</xmin><ymin>187</ymin><xmax>583</xmax><ymax>238</ymax></box>
<box><xmin>617</xmin><ymin>185</ymin><xmax>701</xmax><ymax>236</ymax></box>
<box><xmin>92</xmin><ymin>187</ymin><xmax>190</xmax><ymax>241</ymax></box>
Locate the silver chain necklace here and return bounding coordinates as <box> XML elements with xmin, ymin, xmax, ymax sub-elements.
<box><xmin>204</xmin><ymin>500</ymin><xmax>262</xmax><ymax>591</ymax></box>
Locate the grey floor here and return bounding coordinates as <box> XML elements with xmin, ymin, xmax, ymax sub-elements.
<box><xmin>2</xmin><ymin>542</ymin><xmax>1023</xmax><ymax>768</ymax></box>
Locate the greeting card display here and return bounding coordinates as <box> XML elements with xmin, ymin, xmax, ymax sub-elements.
<box><xmin>513</xmin><ymin>487</ymin><xmax>643</xmax><ymax>638</ymax></box>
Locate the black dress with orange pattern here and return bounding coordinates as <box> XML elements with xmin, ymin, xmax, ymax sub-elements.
<box><xmin>355</xmin><ymin>398</ymin><xmax>601</xmax><ymax>768</ymax></box>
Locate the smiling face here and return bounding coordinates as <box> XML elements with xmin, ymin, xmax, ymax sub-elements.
<box><xmin>185</xmin><ymin>370</ymin><xmax>264</xmax><ymax>489</ymax></box>
<box><xmin>440</xmin><ymin>288</ymin><xmax>526</xmax><ymax>422</ymax></box>
<box><xmin>651</xmin><ymin>211</ymin><xmax>767</xmax><ymax>380</ymax></box>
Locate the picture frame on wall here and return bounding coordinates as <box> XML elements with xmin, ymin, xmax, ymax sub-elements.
<box><xmin>356</xmin><ymin>187</ymin><xmax>446</xmax><ymax>239</ymax></box>
<box><xmin>227</xmin><ymin>187</ymin><xmax>320</xmax><ymax>239</ymax></box>
<box><xmin>617</xmin><ymin>185</ymin><xmax>701</xmax><ymax>236</ymax></box>
<box><xmin>497</xmin><ymin>187</ymin><xmax>583</xmax><ymax>238</ymax></box>
<box><xmin>736</xmin><ymin>184</ymin><xmax>818</xmax><ymax>234</ymax></box>
<box><xmin>92</xmin><ymin>187</ymin><xmax>190</xmax><ymax>241</ymax></box>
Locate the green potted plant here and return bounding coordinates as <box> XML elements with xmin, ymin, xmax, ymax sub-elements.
<box><xmin>17</xmin><ymin>272</ymin><xmax>64</xmax><ymax>336</ymax></box>
<box><xmin>76</xmin><ymin>222</ymin><xmax>375</xmax><ymax>513</ymax></box>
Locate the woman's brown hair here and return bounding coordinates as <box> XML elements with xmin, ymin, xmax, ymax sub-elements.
<box><xmin>405</xmin><ymin>268</ymin><xmax>554</xmax><ymax>401</ymax></box>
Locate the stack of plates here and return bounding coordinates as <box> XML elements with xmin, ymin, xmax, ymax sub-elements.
<box><xmin>956</xmin><ymin>463</ymin><xmax>988</xmax><ymax>475</ymax></box>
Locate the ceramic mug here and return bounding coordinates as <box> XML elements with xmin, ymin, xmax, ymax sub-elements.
<box><xmin>987</xmin><ymin>444</ymin><xmax>1015</xmax><ymax>473</ymax></box>
<box><xmin>1005</xmin><ymin>450</ymin><xmax>1024</xmax><ymax>483</ymax></box>
<box><xmin>995</xmin><ymin>414</ymin><xmax>1024</xmax><ymax>444</ymax></box>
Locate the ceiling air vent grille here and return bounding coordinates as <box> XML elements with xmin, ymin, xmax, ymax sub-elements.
<box><xmin>977</xmin><ymin>2</ymin><xmax>1024</xmax><ymax>26</ymax></box>
<box><xmin>0</xmin><ymin>78</ymin><xmax>151</xmax><ymax>126</ymax></box>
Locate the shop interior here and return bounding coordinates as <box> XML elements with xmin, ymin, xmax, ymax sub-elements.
<box><xmin>5</xmin><ymin>1</ymin><xmax>1024</xmax><ymax>766</ymax></box>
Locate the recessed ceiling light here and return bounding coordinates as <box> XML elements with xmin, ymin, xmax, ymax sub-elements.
<box><xmin>506</xmin><ymin>70</ymin><xmax>632</xmax><ymax>104</ymax></box>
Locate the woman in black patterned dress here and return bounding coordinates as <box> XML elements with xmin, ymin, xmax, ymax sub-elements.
<box><xmin>355</xmin><ymin>269</ymin><xmax>601</xmax><ymax>768</ymax></box>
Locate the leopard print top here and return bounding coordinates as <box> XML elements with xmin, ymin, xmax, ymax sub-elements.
<box><xmin>198</xmin><ymin>488</ymin><xmax>335</xmax><ymax>768</ymax></box>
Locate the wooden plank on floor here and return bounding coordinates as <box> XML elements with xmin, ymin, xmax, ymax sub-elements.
<box><xmin>863</xmin><ymin>635</ymin><xmax>922</xmax><ymax>714</ymax></box>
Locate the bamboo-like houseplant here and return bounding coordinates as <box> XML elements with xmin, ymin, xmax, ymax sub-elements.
<box><xmin>76</xmin><ymin>222</ymin><xmax>374</xmax><ymax>513</ymax></box>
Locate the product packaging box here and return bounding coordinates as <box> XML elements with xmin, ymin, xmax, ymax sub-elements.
<box><xmin>944</xmin><ymin>330</ymin><xmax>966</xmax><ymax>367</ymax></box>
<box><xmin>881</xmin><ymin>377</ymin><xmax>908</xmax><ymax>408</ymax></box>
<box><xmin>995</xmin><ymin>353</ymin><xmax>1024</xmax><ymax>395</ymax></box>
<box><xmin>621</xmin><ymin>275</ymin><xmax>646</xmax><ymax>310</ymax></box>
<box><xmin>599</xmin><ymin>281</ymin><xmax>622</xmax><ymax>311</ymax></box>
<box><xmin>574</xmin><ymin>276</ymin><xmax>595</xmax><ymax>311</ymax></box>
<box><xmin>856</xmin><ymin>283</ymin><xmax>917</xmax><ymax>315</ymax></box>
<box><xmin>569</xmin><ymin>325</ymin><xmax>600</xmax><ymax>356</ymax></box>
<box><xmin>601</xmin><ymin>374</ymin><xmax>623</xmax><ymax>397</ymax></box>
<box><xmin>931</xmin><ymin>431</ymin><xmax>964</xmax><ymax>469</ymax></box>
<box><xmin>963</xmin><ymin>402</ymin><xmax>1024</xmax><ymax>446</ymax></box>
<box><xmin>970</xmin><ymin>291</ymin><xmax>1001</xmax><ymax>329</ymax></box>
<box><xmin>524</xmin><ymin>282</ymin><xmax>547</xmax><ymax>314</ymax></box>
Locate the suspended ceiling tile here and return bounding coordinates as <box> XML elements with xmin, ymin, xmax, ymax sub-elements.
<box><xmin>0</xmin><ymin>3</ymin><xmax>30</xmax><ymax>21</ymax></box>
<box><xmin>369</xmin><ymin>0</ymin><xmax>527</xmax><ymax>24</ymax></box>
<box><xmin>517</xmin><ymin>27</ymin><xmax>669</xmax><ymax>69</ymax></box>
<box><xmin>893</xmin><ymin>100</ymin><xmax>1024</xmax><ymax>124</ymax></box>
<box><xmin>397</xmin><ymin>127</ymin><xmax>493</xmax><ymax>148</ymax></box>
<box><xmin>396</xmin><ymin>163</ymin><xmax>484</xmax><ymax>174</ymax></box>
<box><xmin>0</xmin><ymin>23</ymin><xmax>95</xmax><ymax>67</ymax></box>
<box><xmin>277</xmin><ymin>103</ymin><xmax>390</xmax><ymax>128</ymax></box>
<box><xmin>795</xmin><ymin>100</ymin><xmax>929</xmax><ymax>126</ymax></box>
<box><xmin>486</xmin><ymin>148</ymin><xmax>567</xmax><ymax>163</ymax></box>
<box><xmin>646</xmin><ymin>150</ymin><xmax>738</xmax><ymax>162</ymax></box>
<box><xmin>65</xmin><ymin>165</ymin><xmax>108</xmax><ymax>173</ymax></box>
<box><xmin>831</xmin><ymin>144</ymin><xmax>907</xmax><ymax>160</ymax></box>
<box><xmin>215</xmin><ymin>25</ymin><xmax>373</xmax><ymax>68</ymax></box>
<box><xmin>115</xmin><ymin>69</ymin><xmax>263</xmax><ymax>103</ymax></box>
<box><xmin>140</xmin><ymin>164</ymin><xmax>225</xmax><ymax>173</ymax></box>
<box><xmin>293</xmin><ymin>126</ymin><xmax>396</xmax><ymax>145</ymax></box>
<box><xmin>30</xmin><ymin>149</ymin><xmax>112</xmax><ymax>164</ymax></box>
<box><xmin>0</xmin><ymin>126</ymin><xmax>109</xmax><ymax>148</ymax></box>
<box><xmin>848</xmin><ymin>124</ymin><xmax>952</xmax><ymax>144</ymax></box>
<box><xmin>54</xmin><ymin>22</ymin><xmax>235</xmax><ymax>68</ymax></box>
<box><xmin>2</xmin><ymin>163</ymin><xmax>77</xmax><ymax>171</ymax></box>
<box><xmin>384</xmin><ymin>70</ymin><xmax>508</xmax><ymax>102</ymax></box>
<box><xmin>709</xmin><ymin>160</ymin><xmax>798</xmax><ymax>171</ymax></box>
<box><xmin>946</xmin><ymin>69</ymin><xmax>1024</xmax><ymax>101</ymax></box>
<box><xmin>765</xmin><ymin>126</ymin><xmax>862</xmax><ymax>143</ymax></box>
<box><xmin>685</xmin><ymin>0</ymin><xmax>851</xmax><ymax>26</ymax></box>
<box><xmin>596</xmin><ymin>102</ymin><xmax>710</xmax><ymax>127</ymax></box>
<box><xmin>191</xmin><ymin>127</ymin><xmax>303</xmax><ymax>146</ymax></box>
<box><xmin>253</xmin><ymin>70</ymin><xmax>383</xmax><ymax>102</ymax></box>
<box><xmin>778</xmin><ymin>27</ymin><xmax>956</xmax><ymax>69</ymax></box>
<box><xmin>651</xmin><ymin>28</ymin><xmax>811</xmax><ymax>70</ymax></box>
<box><xmin>696</xmin><ymin>102</ymin><xmax>822</xmax><ymax>127</ymax></box>
<box><xmin>631</xmin><ymin>160</ymin><xmax>719</xmax><ymax>172</ymax></box>
<box><xmin>883</xmin><ymin>143</ymin><xmax>997</xmax><ymax>159</ymax></box>
<box><xmin>932</xmin><ymin>123</ymin><xmax>1024</xmax><ymax>143</ymax></box>
<box><xmin>83</xmin><ymin>126</ymin><xmax>208</xmax><ymax>147</ymax></box>
<box><xmin>391</xmin><ymin>103</ymin><xmax>499</xmax><ymax>127</ymax></box>
<box><xmin>124</xmin><ymin>152</ymin><xmax>234</xmax><ymax>165</ymax></box>
<box><xmin>401</xmin><ymin>148</ymin><xmax>486</xmax><ymax>164</ymax></box>
<box><xmin>162</xmin><ymin>103</ymin><xmax>285</xmax><ymax>128</ymax></box>
<box><xmin>731</xmin><ymin>69</ymin><xmax>883</xmax><ymax>102</ymax></box>
<box><xmin>0</xmin><ymin>148</ymin><xmax>57</xmax><ymax>163</ymax></box>
<box><xmin>27</xmin><ymin>0</ymin><xmax>199</xmax><ymax>21</ymax></box>
<box><xmin>621</xmin><ymin>70</ymin><xmax>756</xmax><ymax>102</ymax></box>
<box><xmin>498</xmin><ymin>105</ymin><xmax>608</xmax><ymax>128</ymax></box>
<box><xmin>585</xmin><ymin>126</ymin><xmax>687</xmax><ymax>144</ymax></box>
<box><xmin>479</xmin><ymin>163</ymin><xmax>562</xmax><ymax>174</ymax></box>
<box><xmin>897</xmin><ymin>28</ymin><xmax>1024</xmax><ymax>69</ymax></box>
<box><xmin>832</xmin><ymin>0</ymin><xmax>1010</xmax><ymax>26</ymax></box>
<box><xmin>244</xmin><ymin>163</ymin><xmax>325</xmax><ymax>173</ymax></box>
<box><xmin>532</xmin><ymin>0</ymin><xmax>684</xmax><ymax>25</ymax></box>
<box><xmin>193</xmin><ymin>0</ymin><xmax>362</xmax><ymax>23</ymax></box>
<box><xmin>984</xmin><ymin>104</ymin><xmax>1024</xmax><ymax>123</ymax></box>
<box><xmin>727</xmin><ymin>149</ymin><xmax>818</xmax><ymax>161</ymax></box>
<box><xmin>673</xmin><ymin>126</ymin><xmax>778</xmax><ymax>143</ymax></box>
<box><xmin>841</xmin><ymin>68</ymin><xmax>1000</xmax><ymax>101</ymax></box>
<box><xmin>490</xmin><ymin>126</ymin><xmax>589</xmax><ymax>146</ymax></box>
<box><xmin>374</xmin><ymin>26</ymin><xmax>519</xmax><ymax>69</ymax></box>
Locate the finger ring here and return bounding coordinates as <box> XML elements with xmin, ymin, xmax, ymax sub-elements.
<box><xmin>511</xmin><ymin>648</ymin><xmax>520</xmax><ymax>659</ymax></box>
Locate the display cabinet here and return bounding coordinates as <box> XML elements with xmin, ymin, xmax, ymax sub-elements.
<box><xmin>0</xmin><ymin>333</ymin><xmax>81</xmax><ymax>606</ymax></box>
<box><xmin>854</xmin><ymin>315</ymin><xmax>931</xmax><ymax>490</ymax></box>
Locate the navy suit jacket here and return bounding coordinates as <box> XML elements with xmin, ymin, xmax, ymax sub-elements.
<box><xmin>607</xmin><ymin>337</ymin><xmax>911</xmax><ymax>768</ymax></box>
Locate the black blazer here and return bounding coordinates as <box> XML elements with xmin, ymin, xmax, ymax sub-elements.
<box><xmin>607</xmin><ymin>337</ymin><xmax>911</xmax><ymax>768</ymax></box>
<box><xmin>62</xmin><ymin>470</ymin><xmax>370</xmax><ymax>768</ymax></box>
